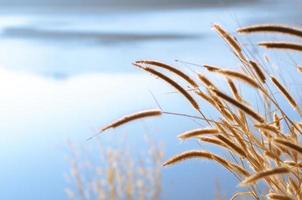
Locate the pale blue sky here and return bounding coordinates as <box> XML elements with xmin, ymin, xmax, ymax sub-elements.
<box><xmin>0</xmin><ymin>0</ymin><xmax>255</xmax><ymax>6</ymax></box>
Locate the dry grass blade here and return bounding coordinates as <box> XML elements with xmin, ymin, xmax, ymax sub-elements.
<box><xmin>267</xmin><ymin>193</ymin><xmax>293</xmax><ymax>200</ymax></box>
<box><xmin>259</xmin><ymin>41</ymin><xmax>302</xmax><ymax>52</ymax></box>
<box><xmin>211</xmin><ymin>88</ymin><xmax>265</xmax><ymax>122</ymax></box>
<box><xmin>271</xmin><ymin>76</ymin><xmax>297</xmax><ymax>108</ymax></box>
<box><xmin>237</xmin><ymin>24</ymin><xmax>302</xmax><ymax>38</ymax></box>
<box><xmin>178</xmin><ymin>128</ymin><xmax>219</xmax><ymax>140</ymax></box>
<box><xmin>100</xmin><ymin>109</ymin><xmax>162</xmax><ymax>132</ymax></box>
<box><xmin>240</xmin><ymin>167</ymin><xmax>289</xmax><ymax>186</ymax></box>
<box><xmin>136</xmin><ymin>60</ymin><xmax>198</xmax><ymax>87</ymax></box>
<box><xmin>273</xmin><ymin>138</ymin><xmax>302</xmax><ymax>154</ymax></box>
<box><xmin>249</xmin><ymin>60</ymin><xmax>266</xmax><ymax>83</ymax></box>
<box><xmin>136</xmin><ymin>65</ymin><xmax>200</xmax><ymax>110</ymax></box>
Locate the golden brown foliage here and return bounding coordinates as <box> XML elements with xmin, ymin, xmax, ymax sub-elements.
<box><xmin>98</xmin><ymin>23</ymin><xmax>302</xmax><ymax>199</ymax></box>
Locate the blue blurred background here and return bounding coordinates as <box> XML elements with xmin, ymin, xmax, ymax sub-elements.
<box><xmin>0</xmin><ymin>0</ymin><xmax>301</xmax><ymax>199</ymax></box>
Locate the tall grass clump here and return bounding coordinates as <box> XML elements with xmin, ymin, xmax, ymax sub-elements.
<box><xmin>96</xmin><ymin>23</ymin><xmax>302</xmax><ymax>199</ymax></box>
<box><xmin>65</xmin><ymin>140</ymin><xmax>163</xmax><ymax>200</ymax></box>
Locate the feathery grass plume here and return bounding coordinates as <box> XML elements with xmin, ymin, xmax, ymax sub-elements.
<box><xmin>216</xmin><ymin>134</ymin><xmax>247</xmax><ymax>158</ymax></box>
<box><xmin>259</xmin><ymin>41</ymin><xmax>302</xmax><ymax>52</ymax></box>
<box><xmin>199</xmin><ymin>136</ymin><xmax>227</xmax><ymax>148</ymax></box>
<box><xmin>213</xmin><ymin>24</ymin><xmax>244</xmax><ymax>59</ymax></box>
<box><xmin>227</xmin><ymin>79</ymin><xmax>239</xmax><ymax>98</ymax></box>
<box><xmin>214</xmin><ymin>100</ymin><xmax>235</xmax><ymax>121</ymax></box>
<box><xmin>100</xmin><ymin>109</ymin><xmax>162</xmax><ymax>132</ymax></box>
<box><xmin>211</xmin><ymin>88</ymin><xmax>265</xmax><ymax>122</ymax></box>
<box><xmin>226</xmin><ymin>81</ymin><xmax>248</xmax><ymax>127</ymax></box>
<box><xmin>136</xmin><ymin>65</ymin><xmax>200</xmax><ymax>110</ymax></box>
<box><xmin>213</xmin><ymin>69</ymin><xmax>260</xmax><ymax>88</ymax></box>
<box><xmin>208</xmin><ymin>153</ymin><xmax>250</xmax><ymax>177</ymax></box>
<box><xmin>273</xmin><ymin>138</ymin><xmax>302</xmax><ymax>154</ymax></box>
<box><xmin>177</xmin><ymin>128</ymin><xmax>219</xmax><ymax>140</ymax></box>
<box><xmin>163</xmin><ymin>150</ymin><xmax>250</xmax><ymax>176</ymax></box>
<box><xmin>271</xmin><ymin>76</ymin><xmax>297</xmax><ymax>108</ymax></box>
<box><xmin>228</xmin><ymin>162</ymin><xmax>251</xmax><ymax>177</ymax></box>
<box><xmin>226</xmin><ymin>80</ymin><xmax>248</xmax><ymax>125</ymax></box>
<box><xmin>237</xmin><ymin>24</ymin><xmax>302</xmax><ymax>39</ymax></box>
<box><xmin>135</xmin><ymin>60</ymin><xmax>198</xmax><ymax>87</ymax></box>
<box><xmin>266</xmin><ymin>193</ymin><xmax>293</xmax><ymax>200</ymax></box>
<box><xmin>162</xmin><ymin>150</ymin><xmax>219</xmax><ymax>166</ymax></box>
<box><xmin>249</xmin><ymin>60</ymin><xmax>266</xmax><ymax>83</ymax></box>
<box><xmin>240</xmin><ymin>167</ymin><xmax>289</xmax><ymax>186</ymax></box>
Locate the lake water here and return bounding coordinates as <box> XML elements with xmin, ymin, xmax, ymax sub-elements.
<box><xmin>0</xmin><ymin>1</ymin><xmax>301</xmax><ymax>199</ymax></box>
